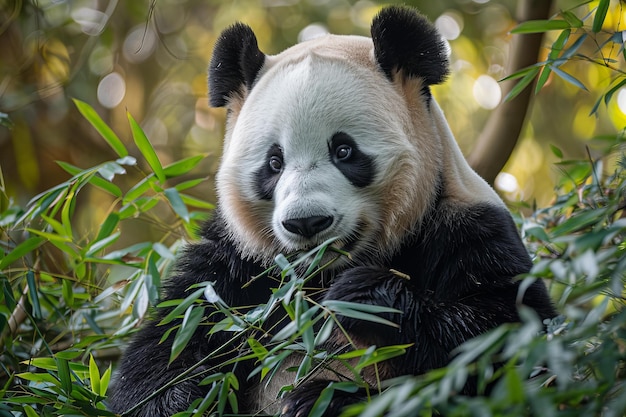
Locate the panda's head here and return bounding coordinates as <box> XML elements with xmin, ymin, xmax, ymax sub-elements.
<box><xmin>209</xmin><ymin>7</ymin><xmax>477</xmax><ymax>265</ymax></box>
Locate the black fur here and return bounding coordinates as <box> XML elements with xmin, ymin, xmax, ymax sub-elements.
<box><xmin>109</xmin><ymin>202</ymin><xmax>556</xmax><ymax>416</ymax></box>
<box><xmin>329</xmin><ymin>132</ymin><xmax>375</xmax><ymax>188</ymax></box>
<box><xmin>371</xmin><ymin>6</ymin><xmax>449</xmax><ymax>85</ymax></box>
<box><xmin>208</xmin><ymin>23</ymin><xmax>265</xmax><ymax>107</ymax></box>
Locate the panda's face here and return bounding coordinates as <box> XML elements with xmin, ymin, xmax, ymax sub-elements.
<box><xmin>216</xmin><ymin>36</ymin><xmax>441</xmax><ymax>265</ymax></box>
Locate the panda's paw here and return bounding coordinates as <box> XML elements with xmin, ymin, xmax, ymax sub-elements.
<box><xmin>280</xmin><ymin>380</ymin><xmax>363</xmax><ymax>417</ymax></box>
<box><xmin>325</xmin><ymin>266</ymin><xmax>410</xmax><ymax>311</ymax></box>
<box><xmin>323</xmin><ymin>266</ymin><xmax>411</xmax><ymax>344</ymax></box>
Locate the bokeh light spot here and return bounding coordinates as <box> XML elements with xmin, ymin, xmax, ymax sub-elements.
<box><xmin>123</xmin><ymin>25</ymin><xmax>157</xmax><ymax>63</ymax></box>
<box><xmin>71</xmin><ymin>7</ymin><xmax>107</xmax><ymax>36</ymax></box>
<box><xmin>298</xmin><ymin>23</ymin><xmax>329</xmax><ymax>42</ymax></box>
<box><xmin>97</xmin><ymin>72</ymin><xmax>126</xmax><ymax>109</ymax></box>
<box><xmin>617</xmin><ymin>88</ymin><xmax>626</xmax><ymax>115</ymax></box>
<box><xmin>473</xmin><ymin>75</ymin><xmax>501</xmax><ymax>109</ymax></box>
<box><xmin>435</xmin><ymin>12</ymin><xmax>463</xmax><ymax>41</ymax></box>
<box><xmin>495</xmin><ymin>172</ymin><xmax>519</xmax><ymax>193</ymax></box>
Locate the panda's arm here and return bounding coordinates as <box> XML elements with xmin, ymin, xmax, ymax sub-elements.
<box><xmin>108</xmin><ymin>220</ymin><xmax>266</xmax><ymax>417</ymax></box>
<box><xmin>322</xmin><ymin>203</ymin><xmax>556</xmax><ymax>382</ymax></box>
<box><xmin>323</xmin><ymin>267</ymin><xmax>553</xmax><ymax>377</ymax></box>
<box><xmin>280</xmin><ymin>204</ymin><xmax>556</xmax><ymax>416</ymax></box>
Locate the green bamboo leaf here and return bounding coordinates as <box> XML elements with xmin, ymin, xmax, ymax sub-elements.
<box><xmin>85</xmin><ymin>232</ymin><xmax>121</xmax><ymax>256</ymax></box>
<box><xmin>535</xmin><ymin>66</ymin><xmax>552</xmax><ymax>94</ymax></box>
<box><xmin>309</xmin><ymin>384</ymin><xmax>334</xmax><ymax>417</ymax></box>
<box><xmin>128</xmin><ymin>113</ymin><xmax>165</xmax><ymax>183</ymax></box>
<box><xmin>590</xmin><ymin>95</ymin><xmax>603</xmax><ymax>116</ymax></box>
<box><xmin>217</xmin><ymin>377</ymin><xmax>229</xmax><ymax>416</ymax></box>
<box><xmin>146</xmin><ymin>255</ymin><xmax>161</xmax><ymax>305</ymax></box>
<box><xmin>56</xmin><ymin>356</ymin><xmax>72</xmax><ymax>395</ymax></box>
<box><xmin>100</xmin><ymin>241</ymin><xmax>152</xmax><ymax>261</ymax></box>
<box><xmin>100</xmin><ymin>364</ymin><xmax>112</xmax><ymax>396</ymax></box>
<box><xmin>16</xmin><ymin>372</ymin><xmax>61</xmax><ymax>385</ymax></box>
<box><xmin>560</xmin><ymin>33</ymin><xmax>587</xmax><ymax>60</ymax></box>
<box><xmin>593</xmin><ymin>0</ymin><xmax>610</xmax><ymax>33</ymax></box>
<box><xmin>551</xmin><ymin>65</ymin><xmax>588</xmax><ymax>91</ymax></box>
<box><xmin>95</xmin><ymin>213</ymin><xmax>120</xmax><ymax>242</ymax></box>
<box><xmin>500</xmin><ymin>65</ymin><xmax>540</xmax><ymax>82</ymax></box>
<box><xmin>199</xmin><ymin>372</ymin><xmax>226</xmax><ymax>386</ymax></box>
<box><xmin>561</xmin><ymin>11</ymin><xmax>583</xmax><ymax>28</ymax></box>
<box><xmin>549</xmin><ymin>29</ymin><xmax>571</xmax><ymax>60</ymax></box>
<box><xmin>309</xmin><ymin>383</ymin><xmax>359</xmax><ymax>417</ymax></box>
<box><xmin>123</xmin><ymin>176</ymin><xmax>155</xmax><ymax>204</ymax></box>
<box><xmin>323</xmin><ymin>300</ymin><xmax>401</xmax><ymax>315</ymax></box>
<box><xmin>322</xmin><ymin>299</ymin><xmax>400</xmax><ymax>328</ymax></box>
<box><xmin>22</xmin><ymin>405</ymin><xmax>39</xmax><ymax>417</ymax></box>
<box><xmin>89</xmin><ymin>355</ymin><xmax>101</xmax><ymax>396</ymax></box>
<box><xmin>505</xmin><ymin>367</ymin><xmax>525</xmax><ymax>402</ymax></box>
<box><xmin>169</xmin><ymin>305</ymin><xmax>204</xmax><ymax>363</ymax></box>
<box><xmin>62</xmin><ymin>279</ymin><xmax>74</xmax><ymax>307</ymax></box>
<box><xmin>40</xmin><ymin>214</ymin><xmax>67</xmax><ymax>237</ymax></box>
<box><xmin>511</xmin><ymin>19</ymin><xmax>571</xmax><ymax>34</ymax></box>
<box><xmin>163</xmin><ymin>155</ymin><xmax>206</xmax><ymax>177</ymax></box>
<box><xmin>56</xmin><ymin>161</ymin><xmax>123</xmax><ymax>198</ymax></box>
<box><xmin>61</xmin><ymin>181</ymin><xmax>82</xmax><ymax>239</ymax></box>
<box><xmin>227</xmin><ymin>390</ymin><xmax>239</xmax><ymax>415</ymax></box>
<box><xmin>118</xmin><ymin>196</ymin><xmax>160</xmax><ymax>219</ymax></box>
<box><xmin>24</xmin><ymin>228</ymin><xmax>72</xmax><ymax>243</ymax></box>
<box><xmin>536</xmin><ymin>28</ymin><xmax>571</xmax><ymax>95</ymax></box>
<box><xmin>0</xmin><ymin>236</ymin><xmax>45</xmax><ymax>270</ymax></box>
<box><xmin>247</xmin><ymin>338</ymin><xmax>269</xmax><ymax>359</ymax></box>
<box><xmin>604</xmin><ymin>77</ymin><xmax>626</xmax><ymax>106</ymax></box>
<box><xmin>26</xmin><ymin>187</ymin><xmax>67</xmax><ymax>223</ymax></box>
<box><xmin>165</xmin><ymin>188</ymin><xmax>190</xmax><ymax>222</ymax></box>
<box><xmin>23</xmin><ymin>358</ymin><xmax>55</xmax><ymax>370</ymax></box>
<box><xmin>504</xmin><ymin>67</ymin><xmax>540</xmax><ymax>102</ymax></box>
<box><xmin>314</xmin><ymin>316</ymin><xmax>335</xmax><ymax>345</ymax></box>
<box><xmin>356</xmin><ymin>345</ymin><xmax>411</xmax><ymax>369</ymax></box>
<box><xmin>179</xmin><ymin>193</ymin><xmax>215</xmax><ymax>210</ymax></box>
<box><xmin>74</xmin><ymin>99</ymin><xmax>128</xmax><ymax>157</ymax></box>
<box><xmin>549</xmin><ymin>144</ymin><xmax>563</xmax><ymax>159</ymax></box>
<box><xmin>158</xmin><ymin>287</ymin><xmax>205</xmax><ymax>326</ymax></box>
<box><xmin>174</xmin><ymin>178</ymin><xmax>207</xmax><ymax>192</ymax></box>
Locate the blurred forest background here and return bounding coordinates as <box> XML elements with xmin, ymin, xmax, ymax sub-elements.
<box><xmin>2</xmin><ymin>1</ymin><xmax>626</xmax><ymax>416</ymax></box>
<box><xmin>2</xmin><ymin>0</ymin><xmax>626</xmax><ymax>245</ymax></box>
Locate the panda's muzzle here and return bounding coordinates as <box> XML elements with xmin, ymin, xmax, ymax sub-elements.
<box><xmin>282</xmin><ymin>215</ymin><xmax>333</xmax><ymax>239</ymax></box>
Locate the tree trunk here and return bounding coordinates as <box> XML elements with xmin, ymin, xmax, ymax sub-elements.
<box><xmin>467</xmin><ymin>0</ymin><xmax>555</xmax><ymax>185</ymax></box>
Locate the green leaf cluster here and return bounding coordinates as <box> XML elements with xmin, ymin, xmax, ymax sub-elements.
<box><xmin>505</xmin><ymin>0</ymin><xmax>625</xmax><ymax>112</ymax></box>
<box><xmin>0</xmin><ymin>101</ymin><xmax>212</xmax><ymax>416</ymax></box>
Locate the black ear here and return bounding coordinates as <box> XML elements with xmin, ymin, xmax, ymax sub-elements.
<box><xmin>371</xmin><ymin>6</ymin><xmax>449</xmax><ymax>85</ymax></box>
<box><xmin>208</xmin><ymin>23</ymin><xmax>266</xmax><ymax>107</ymax></box>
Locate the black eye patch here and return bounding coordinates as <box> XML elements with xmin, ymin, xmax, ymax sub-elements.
<box><xmin>329</xmin><ymin>132</ymin><xmax>375</xmax><ymax>188</ymax></box>
<box><xmin>254</xmin><ymin>143</ymin><xmax>283</xmax><ymax>200</ymax></box>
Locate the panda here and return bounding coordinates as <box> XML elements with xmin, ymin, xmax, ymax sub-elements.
<box><xmin>108</xmin><ymin>5</ymin><xmax>556</xmax><ymax>417</ymax></box>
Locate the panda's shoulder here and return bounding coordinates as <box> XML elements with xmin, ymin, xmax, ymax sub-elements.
<box><xmin>392</xmin><ymin>201</ymin><xmax>531</xmax><ymax>289</ymax></box>
<box><xmin>430</xmin><ymin>201</ymin><xmax>528</xmax><ymax>257</ymax></box>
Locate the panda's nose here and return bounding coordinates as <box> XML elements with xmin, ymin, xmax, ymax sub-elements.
<box><xmin>282</xmin><ymin>216</ymin><xmax>333</xmax><ymax>239</ymax></box>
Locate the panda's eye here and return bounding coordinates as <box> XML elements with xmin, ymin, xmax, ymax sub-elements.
<box><xmin>335</xmin><ymin>144</ymin><xmax>352</xmax><ymax>161</ymax></box>
<box><xmin>269</xmin><ymin>156</ymin><xmax>283</xmax><ymax>173</ymax></box>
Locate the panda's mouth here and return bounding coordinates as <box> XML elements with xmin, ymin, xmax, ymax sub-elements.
<box><xmin>300</xmin><ymin>225</ymin><xmax>363</xmax><ymax>262</ymax></box>
<box><xmin>277</xmin><ymin>214</ymin><xmax>368</xmax><ymax>264</ymax></box>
